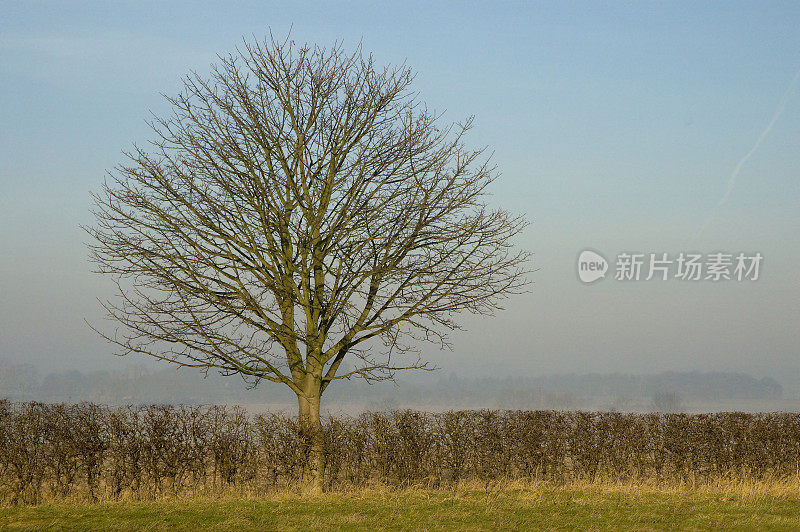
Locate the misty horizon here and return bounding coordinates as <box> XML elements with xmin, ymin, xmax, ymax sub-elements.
<box><xmin>2</xmin><ymin>2</ymin><xmax>799</xmax><ymax>405</ymax></box>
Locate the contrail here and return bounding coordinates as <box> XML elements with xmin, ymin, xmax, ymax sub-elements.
<box><xmin>697</xmin><ymin>66</ymin><xmax>800</xmax><ymax>236</ymax></box>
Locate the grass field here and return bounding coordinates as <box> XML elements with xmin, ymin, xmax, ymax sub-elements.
<box><xmin>2</xmin><ymin>481</ymin><xmax>800</xmax><ymax>530</ymax></box>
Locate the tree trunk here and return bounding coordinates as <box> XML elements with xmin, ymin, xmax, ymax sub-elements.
<box><xmin>298</xmin><ymin>391</ymin><xmax>325</xmax><ymax>494</ymax></box>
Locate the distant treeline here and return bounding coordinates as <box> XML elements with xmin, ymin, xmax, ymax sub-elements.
<box><xmin>0</xmin><ymin>358</ymin><xmax>784</xmax><ymax>410</ymax></box>
<box><xmin>389</xmin><ymin>372</ymin><xmax>784</xmax><ymax>411</ymax></box>
<box><xmin>0</xmin><ymin>360</ymin><xmax>280</xmax><ymax>405</ymax></box>
<box><xmin>2</xmin><ymin>401</ymin><xmax>800</xmax><ymax>505</ymax></box>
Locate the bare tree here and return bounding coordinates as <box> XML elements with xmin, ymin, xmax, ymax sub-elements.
<box><xmin>87</xmin><ymin>34</ymin><xmax>530</xmax><ymax>494</ymax></box>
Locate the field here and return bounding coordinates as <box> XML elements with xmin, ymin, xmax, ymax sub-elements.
<box><xmin>4</xmin><ymin>401</ymin><xmax>800</xmax><ymax>529</ymax></box>
<box><xmin>2</xmin><ymin>481</ymin><xmax>800</xmax><ymax>530</ymax></box>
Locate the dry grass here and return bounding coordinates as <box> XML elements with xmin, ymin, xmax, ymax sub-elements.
<box><xmin>3</xmin><ymin>479</ymin><xmax>800</xmax><ymax>530</ymax></box>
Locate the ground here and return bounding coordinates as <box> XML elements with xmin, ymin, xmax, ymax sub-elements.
<box><xmin>2</xmin><ymin>482</ymin><xmax>799</xmax><ymax>530</ymax></box>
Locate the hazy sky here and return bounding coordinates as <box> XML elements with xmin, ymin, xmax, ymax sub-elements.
<box><xmin>1</xmin><ymin>1</ymin><xmax>799</xmax><ymax>382</ymax></box>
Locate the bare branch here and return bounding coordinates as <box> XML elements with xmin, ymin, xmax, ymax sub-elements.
<box><xmin>87</xmin><ymin>33</ymin><xmax>531</xmax><ymax>403</ymax></box>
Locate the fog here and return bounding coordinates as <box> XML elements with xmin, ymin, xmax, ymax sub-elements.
<box><xmin>1</xmin><ymin>3</ymin><xmax>799</xmax><ymax>410</ymax></box>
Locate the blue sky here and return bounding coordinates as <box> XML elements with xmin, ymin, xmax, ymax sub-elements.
<box><xmin>1</xmin><ymin>1</ymin><xmax>799</xmax><ymax>383</ymax></box>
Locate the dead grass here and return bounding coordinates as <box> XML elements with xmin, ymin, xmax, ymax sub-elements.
<box><xmin>3</xmin><ymin>478</ymin><xmax>800</xmax><ymax>530</ymax></box>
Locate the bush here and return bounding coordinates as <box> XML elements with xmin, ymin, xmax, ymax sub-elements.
<box><xmin>0</xmin><ymin>402</ymin><xmax>799</xmax><ymax>504</ymax></box>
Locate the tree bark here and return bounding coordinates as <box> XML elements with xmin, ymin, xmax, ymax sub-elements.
<box><xmin>298</xmin><ymin>389</ymin><xmax>325</xmax><ymax>494</ymax></box>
